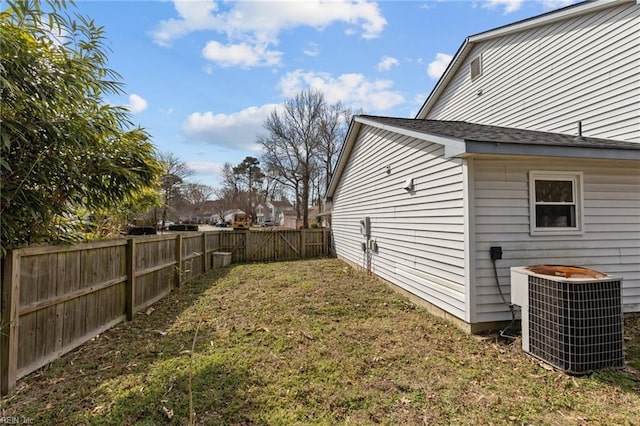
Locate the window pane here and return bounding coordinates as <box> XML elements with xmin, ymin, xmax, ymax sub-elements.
<box><xmin>536</xmin><ymin>205</ymin><xmax>576</xmax><ymax>228</ymax></box>
<box><xmin>535</xmin><ymin>180</ymin><xmax>573</xmax><ymax>202</ymax></box>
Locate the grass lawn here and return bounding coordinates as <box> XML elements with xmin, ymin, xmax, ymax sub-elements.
<box><xmin>1</xmin><ymin>258</ymin><xmax>639</xmax><ymax>425</ymax></box>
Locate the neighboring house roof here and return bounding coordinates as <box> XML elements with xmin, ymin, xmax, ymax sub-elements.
<box><xmin>326</xmin><ymin>115</ymin><xmax>640</xmax><ymax>199</ymax></box>
<box><xmin>282</xmin><ymin>209</ymin><xmax>298</xmax><ymax>217</ymax></box>
<box><xmin>257</xmin><ymin>200</ymin><xmax>293</xmax><ymax>210</ymax></box>
<box><xmin>416</xmin><ymin>0</ymin><xmax>633</xmax><ymax>119</ymax></box>
<box><xmin>269</xmin><ymin>199</ymin><xmax>293</xmax><ymax>209</ymax></box>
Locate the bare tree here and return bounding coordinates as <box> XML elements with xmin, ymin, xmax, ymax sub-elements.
<box><xmin>260</xmin><ymin>89</ymin><xmax>325</xmax><ymax>228</ymax></box>
<box><xmin>261</xmin><ymin>164</ymin><xmax>287</xmax><ymax>203</ymax></box>
<box><xmin>158</xmin><ymin>152</ymin><xmax>194</xmax><ymax>227</ymax></box>
<box><xmin>220</xmin><ymin>162</ymin><xmax>240</xmax><ymax>199</ymax></box>
<box><xmin>318</xmin><ymin>103</ymin><xmax>357</xmax><ymax>203</ymax></box>
<box><xmin>259</xmin><ymin>90</ymin><xmax>354</xmax><ymax>227</ymax></box>
<box><xmin>181</xmin><ymin>182</ymin><xmax>214</xmax><ymax>219</ymax></box>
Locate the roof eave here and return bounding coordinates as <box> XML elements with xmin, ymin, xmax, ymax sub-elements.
<box><xmin>356</xmin><ymin>116</ymin><xmax>467</xmax><ymax>157</ymax></box>
<box><xmin>416</xmin><ymin>38</ymin><xmax>470</xmax><ymax>119</ymax></box>
<box><xmin>326</xmin><ymin>117</ymin><xmax>470</xmax><ymax>200</ymax></box>
<box><xmin>463</xmin><ymin>140</ymin><xmax>640</xmax><ymax>160</ymax></box>
<box><xmin>325</xmin><ymin>118</ymin><xmax>362</xmax><ymax>200</ymax></box>
<box><xmin>468</xmin><ymin>0</ymin><xmax>624</xmax><ymax>43</ymax></box>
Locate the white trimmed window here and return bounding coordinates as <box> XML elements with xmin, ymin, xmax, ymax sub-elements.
<box><xmin>529</xmin><ymin>171</ymin><xmax>583</xmax><ymax>235</ymax></box>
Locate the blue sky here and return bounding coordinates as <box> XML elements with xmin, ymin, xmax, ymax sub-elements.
<box><xmin>70</xmin><ymin>0</ymin><xmax>577</xmax><ymax>188</ymax></box>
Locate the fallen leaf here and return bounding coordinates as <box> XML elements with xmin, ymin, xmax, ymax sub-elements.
<box><xmin>145</xmin><ymin>307</ymin><xmax>155</xmax><ymax>316</ymax></box>
<box><xmin>162</xmin><ymin>406</ymin><xmax>174</xmax><ymax>419</ymax></box>
<box><xmin>399</xmin><ymin>397</ymin><xmax>411</xmax><ymax>406</ymax></box>
<box><xmin>154</xmin><ymin>330</ymin><xmax>167</xmax><ymax>337</ymax></box>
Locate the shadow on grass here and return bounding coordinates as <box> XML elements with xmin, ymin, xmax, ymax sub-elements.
<box><xmin>591</xmin><ymin>314</ymin><xmax>640</xmax><ymax>394</ymax></box>
<box><xmin>2</xmin><ymin>265</ymin><xmax>242</xmax><ymax>423</ymax></box>
<box><xmin>74</xmin><ymin>263</ymin><xmax>268</xmax><ymax>424</ymax></box>
<box><xmin>481</xmin><ymin>314</ymin><xmax>640</xmax><ymax>394</ymax></box>
<box><xmin>94</xmin><ymin>355</ymin><xmax>258</xmax><ymax>425</ymax></box>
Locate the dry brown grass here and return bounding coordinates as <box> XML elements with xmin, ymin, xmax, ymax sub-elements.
<box><xmin>1</xmin><ymin>258</ymin><xmax>639</xmax><ymax>425</ymax></box>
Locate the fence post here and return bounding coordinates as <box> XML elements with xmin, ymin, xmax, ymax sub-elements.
<box><xmin>1</xmin><ymin>250</ymin><xmax>20</xmax><ymax>396</ymax></box>
<box><xmin>175</xmin><ymin>234</ymin><xmax>183</xmax><ymax>287</ymax></box>
<box><xmin>201</xmin><ymin>232</ymin><xmax>207</xmax><ymax>274</ymax></box>
<box><xmin>125</xmin><ymin>238</ymin><xmax>136</xmax><ymax>321</ymax></box>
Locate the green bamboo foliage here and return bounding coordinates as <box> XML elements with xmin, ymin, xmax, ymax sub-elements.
<box><xmin>0</xmin><ymin>0</ymin><xmax>162</xmax><ymax>253</ymax></box>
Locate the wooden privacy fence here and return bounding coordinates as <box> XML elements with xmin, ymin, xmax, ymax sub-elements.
<box><xmin>218</xmin><ymin>228</ymin><xmax>330</xmax><ymax>263</ymax></box>
<box><xmin>0</xmin><ymin>229</ymin><xmax>330</xmax><ymax>395</ymax></box>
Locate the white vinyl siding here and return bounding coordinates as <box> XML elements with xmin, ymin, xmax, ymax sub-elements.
<box><xmin>472</xmin><ymin>157</ymin><xmax>640</xmax><ymax>323</ymax></box>
<box><xmin>425</xmin><ymin>3</ymin><xmax>640</xmax><ymax>142</ymax></box>
<box><xmin>331</xmin><ymin>126</ymin><xmax>467</xmax><ymax>320</ymax></box>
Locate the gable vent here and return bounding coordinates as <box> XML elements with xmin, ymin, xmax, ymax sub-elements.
<box><xmin>470</xmin><ymin>55</ymin><xmax>482</xmax><ymax>80</ymax></box>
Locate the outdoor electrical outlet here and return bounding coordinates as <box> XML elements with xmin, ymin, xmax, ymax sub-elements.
<box><xmin>490</xmin><ymin>246</ymin><xmax>503</xmax><ymax>260</ymax></box>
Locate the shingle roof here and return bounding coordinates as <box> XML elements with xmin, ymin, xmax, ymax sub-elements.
<box><xmin>269</xmin><ymin>199</ymin><xmax>293</xmax><ymax>209</ymax></box>
<box><xmin>326</xmin><ymin>115</ymin><xmax>640</xmax><ymax>199</ymax></box>
<box><xmin>358</xmin><ymin>115</ymin><xmax>640</xmax><ymax>151</ymax></box>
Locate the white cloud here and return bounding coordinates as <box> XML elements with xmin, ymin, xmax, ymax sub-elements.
<box><xmin>377</xmin><ymin>56</ymin><xmax>399</xmax><ymax>72</ymax></box>
<box><xmin>279</xmin><ymin>70</ymin><xmax>405</xmax><ymax>112</ymax></box>
<box><xmin>183</xmin><ymin>104</ymin><xmax>280</xmax><ymax>150</ymax></box>
<box><xmin>482</xmin><ymin>0</ymin><xmax>523</xmax><ymax>14</ymax></box>
<box><xmin>127</xmin><ymin>94</ymin><xmax>148</xmax><ymax>114</ymax></box>
<box><xmin>202</xmin><ymin>40</ymin><xmax>282</xmax><ymax>68</ymax></box>
<box><xmin>413</xmin><ymin>92</ymin><xmax>428</xmax><ymax>104</ymax></box>
<box><xmin>303</xmin><ymin>42</ymin><xmax>320</xmax><ymax>57</ymax></box>
<box><xmin>153</xmin><ymin>0</ymin><xmax>386</xmax><ymax>68</ymax></box>
<box><xmin>152</xmin><ymin>1</ymin><xmax>221</xmax><ymax>47</ymax></box>
<box><xmin>203</xmin><ymin>64</ymin><xmax>215</xmax><ymax>75</ymax></box>
<box><xmin>187</xmin><ymin>161</ymin><xmax>225</xmax><ymax>177</ymax></box>
<box><xmin>154</xmin><ymin>0</ymin><xmax>386</xmax><ymax>44</ymax></box>
<box><xmin>427</xmin><ymin>53</ymin><xmax>453</xmax><ymax>80</ymax></box>
<box><xmin>160</xmin><ymin>107</ymin><xmax>174</xmax><ymax>116</ymax></box>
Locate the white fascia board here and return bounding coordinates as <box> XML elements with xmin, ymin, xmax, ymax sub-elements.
<box><xmin>325</xmin><ymin>119</ymin><xmax>362</xmax><ymax>200</ymax></box>
<box><xmin>355</xmin><ymin>116</ymin><xmax>467</xmax><ymax>158</ymax></box>
<box><xmin>464</xmin><ymin>140</ymin><xmax>640</xmax><ymax>160</ymax></box>
<box><xmin>416</xmin><ymin>39</ymin><xmax>470</xmax><ymax>119</ymax></box>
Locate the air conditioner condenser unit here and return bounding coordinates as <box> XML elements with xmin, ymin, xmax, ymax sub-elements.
<box><xmin>510</xmin><ymin>266</ymin><xmax>624</xmax><ymax>374</ymax></box>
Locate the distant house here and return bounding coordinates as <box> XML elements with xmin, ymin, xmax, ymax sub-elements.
<box><xmin>326</xmin><ymin>0</ymin><xmax>640</xmax><ymax>332</ymax></box>
<box><xmin>256</xmin><ymin>200</ymin><xmax>293</xmax><ymax>226</ymax></box>
<box><xmin>282</xmin><ymin>209</ymin><xmax>300</xmax><ymax>229</ymax></box>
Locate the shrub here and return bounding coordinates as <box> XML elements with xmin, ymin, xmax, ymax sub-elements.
<box><xmin>127</xmin><ymin>226</ymin><xmax>157</xmax><ymax>235</ymax></box>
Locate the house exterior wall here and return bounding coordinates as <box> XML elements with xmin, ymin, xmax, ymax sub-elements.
<box><xmin>424</xmin><ymin>2</ymin><xmax>640</xmax><ymax>142</ymax></box>
<box><xmin>471</xmin><ymin>156</ymin><xmax>640</xmax><ymax>323</ymax></box>
<box><xmin>331</xmin><ymin>126</ymin><xmax>468</xmax><ymax>320</ymax></box>
<box><xmin>256</xmin><ymin>202</ymin><xmax>289</xmax><ymax>226</ymax></box>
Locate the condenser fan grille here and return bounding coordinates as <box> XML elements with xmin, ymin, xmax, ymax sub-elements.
<box><xmin>528</xmin><ymin>276</ymin><xmax>624</xmax><ymax>374</ymax></box>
